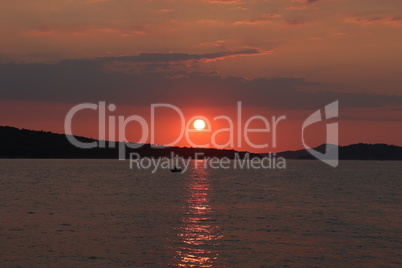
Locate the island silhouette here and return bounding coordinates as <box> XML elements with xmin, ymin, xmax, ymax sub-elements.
<box><xmin>0</xmin><ymin>126</ymin><xmax>401</xmax><ymax>160</ymax></box>
<box><xmin>0</xmin><ymin>126</ymin><xmax>256</xmax><ymax>159</ymax></box>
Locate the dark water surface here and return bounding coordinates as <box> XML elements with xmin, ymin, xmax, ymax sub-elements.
<box><xmin>0</xmin><ymin>159</ymin><xmax>401</xmax><ymax>267</ymax></box>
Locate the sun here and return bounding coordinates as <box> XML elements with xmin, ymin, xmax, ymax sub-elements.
<box><xmin>193</xmin><ymin>119</ymin><xmax>206</xmax><ymax>130</ymax></box>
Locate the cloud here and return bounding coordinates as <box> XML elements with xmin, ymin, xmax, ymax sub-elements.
<box><xmin>233</xmin><ymin>20</ymin><xmax>272</xmax><ymax>25</ymax></box>
<box><xmin>25</xmin><ymin>25</ymin><xmax>148</xmax><ymax>37</ymax></box>
<box><xmin>199</xmin><ymin>40</ymin><xmax>226</xmax><ymax>48</ymax></box>
<box><xmin>203</xmin><ymin>0</ymin><xmax>241</xmax><ymax>4</ymax></box>
<box><xmin>296</xmin><ymin>0</ymin><xmax>320</xmax><ymax>3</ymax></box>
<box><xmin>284</xmin><ymin>19</ymin><xmax>306</xmax><ymax>26</ymax></box>
<box><xmin>346</xmin><ymin>16</ymin><xmax>402</xmax><ymax>26</ymax></box>
<box><xmin>233</xmin><ymin>13</ymin><xmax>283</xmax><ymax>26</ymax></box>
<box><xmin>90</xmin><ymin>49</ymin><xmax>265</xmax><ymax>63</ymax></box>
<box><xmin>0</xmin><ymin>53</ymin><xmax>401</xmax><ymax>112</ymax></box>
<box><xmin>261</xmin><ymin>14</ymin><xmax>281</xmax><ymax>18</ymax></box>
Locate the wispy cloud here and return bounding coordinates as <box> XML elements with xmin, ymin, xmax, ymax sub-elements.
<box><xmin>92</xmin><ymin>49</ymin><xmax>266</xmax><ymax>63</ymax></box>
<box><xmin>25</xmin><ymin>25</ymin><xmax>148</xmax><ymax>37</ymax></box>
<box><xmin>346</xmin><ymin>16</ymin><xmax>402</xmax><ymax>26</ymax></box>
<box><xmin>297</xmin><ymin>0</ymin><xmax>320</xmax><ymax>4</ymax></box>
<box><xmin>203</xmin><ymin>0</ymin><xmax>241</xmax><ymax>4</ymax></box>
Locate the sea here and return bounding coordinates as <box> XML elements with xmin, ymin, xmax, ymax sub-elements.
<box><xmin>0</xmin><ymin>159</ymin><xmax>401</xmax><ymax>267</ymax></box>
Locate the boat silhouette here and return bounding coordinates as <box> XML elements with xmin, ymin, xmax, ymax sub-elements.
<box><xmin>170</xmin><ymin>166</ymin><xmax>182</xmax><ymax>173</ymax></box>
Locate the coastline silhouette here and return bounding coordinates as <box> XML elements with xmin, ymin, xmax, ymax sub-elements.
<box><xmin>0</xmin><ymin>126</ymin><xmax>401</xmax><ymax>160</ymax></box>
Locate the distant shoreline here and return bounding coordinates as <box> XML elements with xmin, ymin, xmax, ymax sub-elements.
<box><xmin>1</xmin><ymin>126</ymin><xmax>401</xmax><ymax>161</ymax></box>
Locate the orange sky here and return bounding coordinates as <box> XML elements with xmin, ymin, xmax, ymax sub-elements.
<box><xmin>0</xmin><ymin>0</ymin><xmax>401</xmax><ymax>152</ymax></box>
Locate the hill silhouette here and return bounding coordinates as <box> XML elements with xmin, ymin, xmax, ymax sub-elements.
<box><xmin>1</xmin><ymin>126</ymin><xmax>401</xmax><ymax>160</ymax></box>
<box><xmin>0</xmin><ymin>126</ymin><xmax>256</xmax><ymax>159</ymax></box>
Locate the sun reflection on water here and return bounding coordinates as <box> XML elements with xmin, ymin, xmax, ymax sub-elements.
<box><xmin>174</xmin><ymin>161</ymin><xmax>222</xmax><ymax>267</ymax></box>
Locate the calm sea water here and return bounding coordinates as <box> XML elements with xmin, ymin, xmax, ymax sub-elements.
<box><xmin>0</xmin><ymin>159</ymin><xmax>401</xmax><ymax>267</ymax></box>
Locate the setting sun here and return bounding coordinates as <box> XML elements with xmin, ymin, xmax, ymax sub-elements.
<box><xmin>193</xmin><ymin>119</ymin><xmax>206</xmax><ymax>130</ymax></box>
